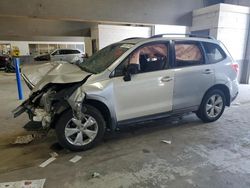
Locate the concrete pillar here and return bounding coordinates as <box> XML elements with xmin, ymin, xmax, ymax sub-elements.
<box><xmin>240</xmin><ymin>23</ymin><xmax>250</xmax><ymax>84</ymax></box>
<box><xmin>191</xmin><ymin>3</ymin><xmax>250</xmax><ymax>83</ymax></box>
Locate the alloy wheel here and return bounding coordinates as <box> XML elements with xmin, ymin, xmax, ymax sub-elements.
<box><xmin>65</xmin><ymin>115</ymin><xmax>98</xmax><ymax>146</ymax></box>
<box><xmin>206</xmin><ymin>94</ymin><xmax>224</xmax><ymax>118</ymax></box>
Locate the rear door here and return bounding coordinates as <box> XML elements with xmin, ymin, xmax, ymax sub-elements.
<box><xmin>65</xmin><ymin>49</ymin><xmax>81</xmax><ymax>62</ymax></box>
<box><xmin>172</xmin><ymin>40</ymin><xmax>215</xmax><ymax>110</ymax></box>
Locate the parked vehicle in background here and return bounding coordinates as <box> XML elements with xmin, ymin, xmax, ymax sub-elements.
<box><xmin>34</xmin><ymin>54</ymin><xmax>51</xmax><ymax>61</ymax></box>
<box><xmin>0</xmin><ymin>55</ymin><xmax>11</xmax><ymax>69</ymax></box>
<box><xmin>50</xmin><ymin>49</ymin><xmax>85</xmax><ymax>63</ymax></box>
<box><xmin>5</xmin><ymin>58</ymin><xmax>16</xmax><ymax>73</ymax></box>
<box><xmin>13</xmin><ymin>34</ymin><xmax>239</xmax><ymax>151</ymax></box>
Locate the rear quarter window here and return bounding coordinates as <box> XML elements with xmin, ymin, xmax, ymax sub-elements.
<box><xmin>174</xmin><ymin>42</ymin><xmax>204</xmax><ymax>67</ymax></box>
<box><xmin>202</xmin><ymin>42</ymin><xmax>226</xmax><ymax>63</ymax></box>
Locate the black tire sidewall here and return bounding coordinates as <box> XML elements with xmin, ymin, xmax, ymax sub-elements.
<box><xmin>198</xmin><ymin>89</ymin><xmax>226</xmax><ymax>123</ymax></box>
<box><xmin>55</xmin><ymin>105</ymin><xmax>106</xmax><ymax>151</ymax></box>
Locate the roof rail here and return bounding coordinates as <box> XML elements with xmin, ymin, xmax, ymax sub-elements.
<box><xmin>150</xmin><ymin>33</ymin><xmax>215</xmax><ymax>40</ymax></box>
<box><xmin>122</xmin><ymin>37</ymin><xmax>145</xmax><ymax>41</ymax></box>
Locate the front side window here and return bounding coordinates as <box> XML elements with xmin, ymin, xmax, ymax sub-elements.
<box><xmin>114</xmin><ymin>43</ymin><xmax>169</xmax><ymax>76</ymax></box>
<box><xmin>202</xmin><ymin>42</ymin><xmax>226</xmax><ymax>63</ymax></box>
<box><xmin>79</xmin><ymin>43</ymin><xmax>133</xmax><ymax>74</ymax></box>
<box><xmin>174</xmin><ymin>42</ymin><xmax>204</xmax><ymax>67</ymax></box>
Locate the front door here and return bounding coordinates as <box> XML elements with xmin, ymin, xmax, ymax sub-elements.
<box><xmin>112</xmin><ymin>42</ymin><xmax>174</xmax><ymax>121</ymax></box>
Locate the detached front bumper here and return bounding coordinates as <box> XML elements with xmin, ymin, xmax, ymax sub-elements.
<box><xmin>12</xmin><ymin>99</ymin><xmax>51</xmax><ymax>127</ymax></box>
<box><xmin>12</xmin><ymin>100</ymin><xmax>29</xmax><ymax>118</ymax></box>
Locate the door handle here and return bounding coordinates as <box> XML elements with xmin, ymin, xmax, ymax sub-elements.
<box><xmin>203</xmin><ymin>69</ymin><xmax>213</xmax><ymax>74</ymax></box>
<box><xmin>161</xmin><ymin>76</ymin><xmax>173</xmax><ymax>82</ymax></box>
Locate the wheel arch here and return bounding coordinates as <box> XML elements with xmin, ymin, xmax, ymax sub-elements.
<box><xmin>202</xmin><ymin>84</ymin><xmax>231</xmax><ymax>107</ymax></box>
<box><xmin>83</xmin><ymin>99</ymin><xmax>116</xmax><ymax>131</ymax></box>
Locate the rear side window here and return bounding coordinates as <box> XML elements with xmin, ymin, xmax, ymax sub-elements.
<box><xmin>174</xmin><ymin>42</ymin><xmax>204</xmax><ymax>67</ymax></box>
<box><xmin>71</xmin><ymin>50</ymin><xmax>81</xmax><ymax>54</ymax></box>
<box><xmin>202</xmin><ymin>42</ymin><xmax>226</xmax><ymax>63</ymax></box>
<box><xmin>60</xmin><ymin>50</ymin><xmax>80</xmax><ymax>54</ymax></box>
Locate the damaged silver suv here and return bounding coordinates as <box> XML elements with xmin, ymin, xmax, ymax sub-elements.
<box><xmin>13</xmin><ymin>34</ymin><xmax>239</xmax><ymax>151</ymax></box>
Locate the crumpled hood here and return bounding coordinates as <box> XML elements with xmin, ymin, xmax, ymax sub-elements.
<box><xmin>22</xmin><ymin>61</ymin><xmax>91</xmax><ymax>92</ymax></box>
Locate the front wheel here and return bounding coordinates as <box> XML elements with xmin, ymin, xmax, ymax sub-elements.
<box><xmin>55</xmin><ymin>105</ymin><xmax>106</xmax><ymax>151</ymax></box>
<box><xmin>196</xmin><ymin>89</ymin><xmax>226</xmax><ymax>123</ymax></box>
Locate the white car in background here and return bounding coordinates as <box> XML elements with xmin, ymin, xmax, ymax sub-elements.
<box><xmin>50</xmin><ymin>49</ymin><xmax>85</xmax><ymax>63</ymax></box>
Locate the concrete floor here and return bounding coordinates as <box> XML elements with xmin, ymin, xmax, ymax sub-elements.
<box><xmin>0</xmin><ymin>70</ymin><xmax>250</xmax><ymax>188</ymax></box>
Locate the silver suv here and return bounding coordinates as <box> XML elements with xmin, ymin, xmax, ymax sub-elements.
<box><xmin>13</xmin><ymin>34</ymin><xmax>239</xmax><ymax>151</ymax></box>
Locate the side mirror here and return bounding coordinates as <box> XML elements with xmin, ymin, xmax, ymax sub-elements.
<box><xmin>123</xmin><ymin>64</ymin><xmax>139</xmax><ymax>82</ymax></box>
<box><xmin>123</xmin><ymin>72</ymin><xmax>131</xmax><ymax>81</ymax></box>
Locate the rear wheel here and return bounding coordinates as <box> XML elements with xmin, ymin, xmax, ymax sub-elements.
<box><xmin>55</xmin><ymin>105</ymin><xmax>106</xmax><ymax>151</ymax></box>
<box><xmin>196</xmin><ymin>89</ymin><xmax>226</xmax><ymax>123</ymax></box>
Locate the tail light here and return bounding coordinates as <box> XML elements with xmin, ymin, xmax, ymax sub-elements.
<box><xmin>231</xmin><ymin>63</ymin><xmax>239</xmax><ymax>74</ymax></box>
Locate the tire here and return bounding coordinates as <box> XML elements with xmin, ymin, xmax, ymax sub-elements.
<box><xmin>55</xmin><ymin>104</ymin><xmax>106</xmax><ymax>151</ymax></box>
<box><xmin>196</xmin><ymin>89</ymin><xmax>226</xmax><ymax>123</ymax></box>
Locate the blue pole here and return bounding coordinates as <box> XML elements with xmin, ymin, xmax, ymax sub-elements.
<box><xmin>14</xmin><ymin>58</ymin><xmax>23</xmax><ymax>100</ymax></box>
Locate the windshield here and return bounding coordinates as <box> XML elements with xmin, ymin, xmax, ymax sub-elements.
<box><xmin>79</xmin><ymin>43</ymin><xmax>134</xmax><ymax>74</ymax></box>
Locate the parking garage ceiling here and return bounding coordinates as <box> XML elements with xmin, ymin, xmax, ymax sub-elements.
<box><xmin>0</xmin><ymin>0</ymin><xmax>205</xmax><ymax>39</ymax></box>
<box><xmin>1</xmin><ymin>0</ymin><xmax>248</xmax><ymax>40</ymax></box>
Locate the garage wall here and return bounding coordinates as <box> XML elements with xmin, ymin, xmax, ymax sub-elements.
<box><xmin>0</xmin><ymin>37</ymin><xmax>92</xmax><ymax>56</ymax></box>
<box><xmin>0</xmin><ymin>41</ymin><xmax>29</xmax><ymax>56</ymax></box>
<box><xmin>93</xmin><ymin>25</ymin><xmax>152</xmax><ymax>49</ymax></box>
<box><xmin>154</xmin><ymin>25</ymin><xmax>189</xmax><ymax>35</ymax></box>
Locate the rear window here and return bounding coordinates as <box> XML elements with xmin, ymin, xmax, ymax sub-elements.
<box><xmin>202</xmin><ymin>42</ymin><xmax>226</xmax><ymax>63</ymax></box>
<box><xmin>174</xmin><ymin>42</ymin><xmax>204</xmax><ymax>67</ymax></box>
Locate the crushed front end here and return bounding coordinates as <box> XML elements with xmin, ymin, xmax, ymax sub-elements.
<box><xmin>12</xmin><ymin>82</ymin><xmax>86</xmax><ymax>129</ymax></box>
<box><xmin>12</xmin><ymin>62</ymin><xmax>92</xmax><ymax>129</ymax></box>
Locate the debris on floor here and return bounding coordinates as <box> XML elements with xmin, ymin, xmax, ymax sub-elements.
<box><xmin>32</xmin><ymin>132</ymin><xmax>47</xmax><ymax>140</ymax></box>
<box><xmin>232</xmin><ymin>102</ymin><xmax>241</xmax><ymax>106</ymax></box>
<box><xmin>171</xmin><ymin>120</ymin><xmax>179</xmax><ymax>124</ymax></box>
<box><xmin>69</xmin><ymin>155</ymin><xmax>82</xmax><ymax>163</ymax></box>
<box><xmin>161</xmin><ymin>140</ymin><xmax>172</xmax><ymax>144</ymax></box>
<box><xmin>12</xmin><ymin>134</ymin><xmax>34</xmax><ymax>144</ymax></box>
<box><xmin>0</xmin><ymin>179</ymin><xmax>46</xmax><ymax>188</ymax></box>
<box><xmin>39</xmin><ymin>157</ymin><xmax>57</xmax><ymax>168</ymax></box>
<box><xmin>92</xmin><ymin>172</ymin><xmax>101</xmax><ymax>178</ymax></box>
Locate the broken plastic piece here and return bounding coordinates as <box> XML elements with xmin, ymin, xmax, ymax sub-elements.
<box><xmin>39</xmin><ymin>157</ymin><xmax>56</xmax><ymax>168</ymax></box>
<box><xmin>69</xmin><ymin>155</ymin><xmax>82</xmax><ymax>163</ymax></box>
<box><xmin>92</xmin><ymin>172</ymin><xmax>101</xmax><ymax>178</ymax></box>
<box><xmin>161</xmin><ymin>140</ymin><xmax>172</xmax><ymax>144</ymax></box>
<box><xmin>0</xmin><ymin>179</ymin><xmax>46</xmax><ymax>188</ymax></box>
<box><xmin>232</xmin><ymin>102</ymin><xmax>241</xmax><ymax>106</ymax></box>
<box><xmin>12</xmin><ymin>134</ymin><xmax>34</xmax><ymax>144</ymax></box>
